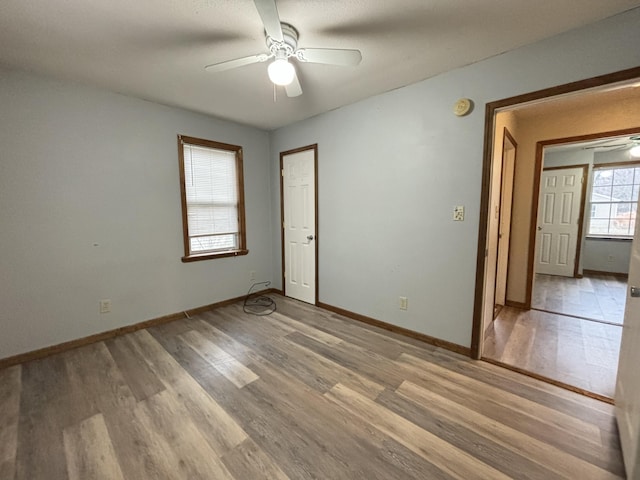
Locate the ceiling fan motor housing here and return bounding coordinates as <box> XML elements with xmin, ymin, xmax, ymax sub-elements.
<box><xmin>267</xmin><ymin>23</ymin><xmax>299</xmax><ymax>57</ymax></box>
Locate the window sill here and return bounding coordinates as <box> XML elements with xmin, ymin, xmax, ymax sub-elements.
<box><xmin>585</xmin><ymin>236</ymin><xmax>633</xmax><ymax>242</ymax></box>
<box><xmin>182</xmin><ymin>249</ymin><xmax>249</xmax><ymax>262</ymax></box>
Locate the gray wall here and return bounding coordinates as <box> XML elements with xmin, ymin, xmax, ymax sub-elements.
<box><xmin>0</xmin><ymin>68</ymin><xmax>272</xmax><ymax>358</ymax></box>
<box><xmin>584</xmin><ymin>239</ymin><xmax>632</xmax><ymax>274</ymax></box>
<box><xmin>270</xmin><ymin>8</ymin><xmax>640</xmax><ymax>348</ymax></box>
<box><xmin>543</xmin><ymin>149</ymin><xmax>594</xmax><ymax>169</ymax></box>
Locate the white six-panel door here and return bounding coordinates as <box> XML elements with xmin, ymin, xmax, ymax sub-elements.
<box><xmin>615</xmin><ymin>218</ymin><xmax>640</xmax><ymax>479</ymax></box>
<box><xmin>535</xmin><ymin>167</ymin><xmax>584</xmax><ymax>277</ymax></box>
<box><xmin>282</xmin><ymin>147</ymin><xmax>316</xmax><ymax>304</ymax></box>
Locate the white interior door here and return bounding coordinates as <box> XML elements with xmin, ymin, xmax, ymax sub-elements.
<box><xmin>535</xmin><ymin>166</ymin><xmax>584</xmax><ymax>277</ymax></box>
<box><xmin>282</xmin><ymin>147</ymin><xmax>316</xmax><ymax>304</ymax></box>
<box><xmin>616</xmin><ymin>218</ymin><xmax>640</xmax><ymax>479</ymax></box>
<box><xmin>495</xmin><ymin>135</ymin><xmax>516</xmax><ymax>307</ymax></box>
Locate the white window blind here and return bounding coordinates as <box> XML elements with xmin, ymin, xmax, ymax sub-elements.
<box><xmin>183</xmin><ymin>143</ymin><xmax>239</xmax><ymax>253</ymax></box>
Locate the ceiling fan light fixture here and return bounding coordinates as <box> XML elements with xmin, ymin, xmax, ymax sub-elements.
<box><xmin>268</xmin><ymin>58</ymin><xmax>295</xmax><ymax>86</ymax></box>
<box><xmin>630</xmin><ymin>145</ymin><xmax>640</xmax><ymax>158</ymax></box>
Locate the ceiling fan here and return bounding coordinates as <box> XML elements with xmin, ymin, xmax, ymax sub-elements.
<box><xmin>583</xmin><ymin>136</ymin><xmax>637</xmax><ymax>152</ymax></box>
<box><xmin>204</xmin><ymin>0</ymin><xmax>362</xmax><ymax>98</ymax></box>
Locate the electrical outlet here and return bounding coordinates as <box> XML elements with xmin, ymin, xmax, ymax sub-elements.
<box><xmin>399</xmin><ymin>296</ymin><xmax>408</xmax><ymax>310</ymax></box>
<box><xmin>453</xmin><ymin>206</ymin><xmax>465</xmax><ymax>221</ymax></box>
<box><xmin>100</xmin><ymin>299</ymin><xmax>112</xmax><ymax>314</ymax></box>
<box><xmin>249</xmin><ymin>270</ymin><xmax>256</xmax><ymax>282</ymax></box>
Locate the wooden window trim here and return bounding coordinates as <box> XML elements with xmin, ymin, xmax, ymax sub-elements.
<box><xmin>177</xmin><ymin>134</ymin><xmax>248</xmax><ymax>262</ymax></box>
<box><xmin>585</xmin><ymin>236</ymin><xmax>633</xmax><ymax>242</ymax></box>
<box><xmin>593</xmin><ymin>160</ymin><xmax>640</xmax><ymax>170</ymax></box>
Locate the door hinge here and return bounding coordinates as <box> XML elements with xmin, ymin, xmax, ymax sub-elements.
<box><xmin>283</xmin><ymin>271</ymin><xmax>286</xmax><ymax>278</ymax></box>
<box><xmin>282</xmin><ymin>221</ymin><xmax>285</xmax><ymax>229</ymax></box>
<box><xmin>281</xmin><ymin>169</ymin><xmax>284</xmax><ymax>177</ymax></box>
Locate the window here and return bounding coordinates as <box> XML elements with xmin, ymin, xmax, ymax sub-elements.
<box><xmin>588</xmin><ymin>163</ymin><xmax>640</xmax><ymax>238</ymax></box>
<box><xmin>178</xmin><ymin>135</ymin><xmax>248</xmax><ymax>261</ymax></box>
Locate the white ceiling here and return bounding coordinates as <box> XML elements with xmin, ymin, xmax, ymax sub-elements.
<box><xmin>1</xmin><ymin>0</ymin><xmax>640</xmax><ymax>130</ymax></box>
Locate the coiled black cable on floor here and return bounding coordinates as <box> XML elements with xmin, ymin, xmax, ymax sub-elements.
<box><xmin>243</xmin><ymin>281</ymin><xmax>276</xmax><ymax>316</ymax></box>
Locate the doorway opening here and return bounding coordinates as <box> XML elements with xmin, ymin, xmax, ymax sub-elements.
<box><xmin>531</xmin><ymin>133</ymin><xmax>640</xmax><ymax>325</ymax></box>
<box><xmin>487</xmin><ymin>131</ymin><xmax>640</xmax><ymax>399</ymax></box>
<box><xmin>493</xmin><ymin>128</ymin><xmax>517</xmax><ymax>320</ymax></box>
<box><xmin>472</xmin><ymin>66</ymin><xmax>640</xmax><ymax>402</ymax></box>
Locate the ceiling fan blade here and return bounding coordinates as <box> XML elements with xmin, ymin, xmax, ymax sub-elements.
<box><xmin>205</xmin><ymin>53</ymin><xmax>269</xmax><ymax>73</ymax></box>
<box><xmin>296</xmin><ymin>48</ymin><xmax>362</xmax><ymax>66</ymax></box>
<box><xmin>285</xmin><ymin>70</ymin><xmax>302</xmax><ymax>98</ymax></box>
<box><xmin>254</xmin><ymin>0</ymin><xmax>283</xmax><ymax>42</ymax></box>
<box><xmin>584</xmin><ymin>143</ymin><xmax>628</xmax><ymax>150</ymax></box>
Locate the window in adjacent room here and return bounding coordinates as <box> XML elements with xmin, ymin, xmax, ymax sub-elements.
<box><xmin>588</xmin><ymin>163</ymin><xmax>640</xmax><ymax>238</ymax></box>
<box><xmin>178</xmin><ymin>135</ymin><xmax>248</xmax><ymax>261</ymax></box>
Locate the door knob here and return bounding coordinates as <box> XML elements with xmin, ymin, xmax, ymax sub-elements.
<box><xmin>537</xmin><ymin>226</ymin><xmax>542</xmax><ymax>231</ymax></box>
<box><xmin>631</xmin><ymin>286</ymin><xmax>640</xmax><ymax>298</ymax></box>
<box><xmin>307</xmin><ymin>235</ymin><xmax>315</xmax><ymax>241</ymax></box>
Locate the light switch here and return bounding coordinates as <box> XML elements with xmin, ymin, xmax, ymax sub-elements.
<box><xmin>453</xmin><ymin>206</ymin><xmax>464</xmax><ymax>221</ymax></box>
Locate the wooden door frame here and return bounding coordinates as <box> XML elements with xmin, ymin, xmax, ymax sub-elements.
<box><xmin>471</xmin><ymin>65</ymin><xmax>640</xmax><ymax>359</ymax></box>
<box><xmin>493</xmin><ymin>127</ymin><xmax>518</xmax><ymax>314</ymax></box>
<box><xmin>280</xmin><ymin>144</ymin><xmax>319</xmax><ymax>305</ymax></box>
<box><xmin>531</xmin><ymin>133</ymin><xmax>640</xmax><ymax>298</ymax></box>
<box><xmin>531</xmin><ymin>162</ymin><xmax>589</xmax><ymax>285</ymax></box>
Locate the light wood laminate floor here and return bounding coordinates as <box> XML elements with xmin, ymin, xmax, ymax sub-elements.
<box><xmin>532</xmin><ymin>273</ymin><xmax>627</xmax><ymax>324</ymax></box>
<box><xmin>483</xmin><ymin>307</ymin><xmax>622</xmax><ymax>399</ymax></box>
<box><xmin>1</xmin><ymin>295</ymin><xmax>625</xmax><ymax>479</ymax></box>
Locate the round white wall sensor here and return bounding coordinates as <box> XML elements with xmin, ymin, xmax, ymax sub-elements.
<box><xmin>453</xmin><ymin>98</ymin><xmax>472</xmax><ymax>116</ymax></box>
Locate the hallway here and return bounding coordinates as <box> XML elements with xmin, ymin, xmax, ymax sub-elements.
<box><xmin>483</xmin><ymin>307</ymin><xmax>621</xmax><ymax>399</ymax></box>
<box><xmin>483</xmin><ymin>273</ymin><xmax>626</xmax><ymax>400</ymax></box>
